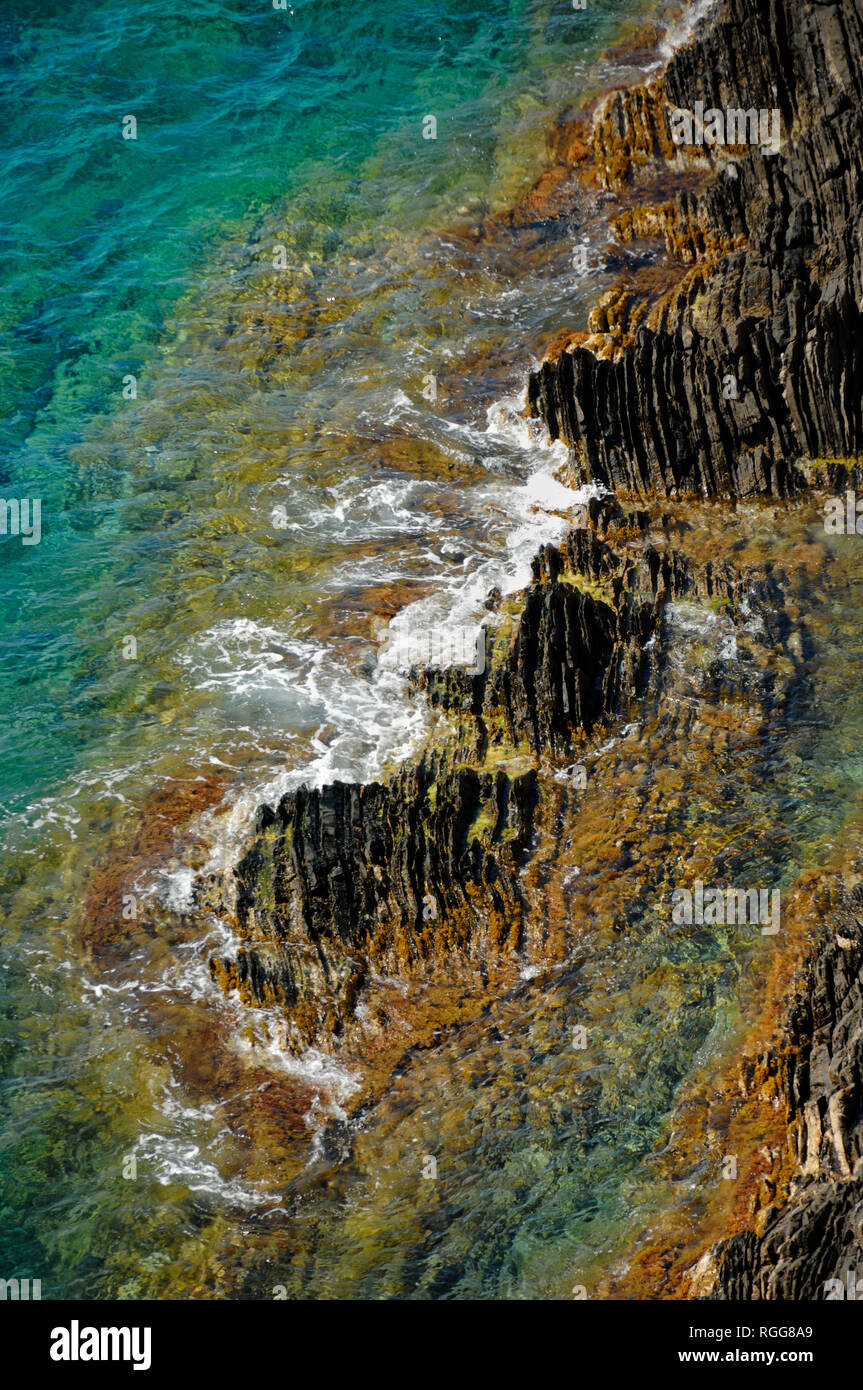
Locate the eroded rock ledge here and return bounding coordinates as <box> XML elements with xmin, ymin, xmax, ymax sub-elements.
<box><xmin>207</xmin><ymin>494</ymin><xmax>806</xmax><ymax>1100</ymax></box>
<box><xmin>206</xmin><ymin>500</ymin><xmax>770</xmax><ymax>1057</ymax></box>
<box><xmin>528</xmin><ymin>0</ymin><xmax>863</xmax><ymax>499</ymax></box>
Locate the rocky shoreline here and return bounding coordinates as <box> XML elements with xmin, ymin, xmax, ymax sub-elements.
<box><xmin>195</xmin><ymin>0</ymin><xmax>863</xmax><ymax>1297</ymax></box>
<box><xmin>527</xmin><ymin>0</ymin><xmax>863</xmax><ymax>1298</ymax></box>
<box><xmin>529</xmin><ymin>0</ymin><xmax>863</xmax><ymax>498</ymax></box>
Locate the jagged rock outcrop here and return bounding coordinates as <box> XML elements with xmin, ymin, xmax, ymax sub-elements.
<box><xmin>211</xmin><ymin>759</ymin><xmax>538</xmax><ymax>1046</ymax></box>
<box><xmin>709</xmin><ymin>892</ymin><xmax>863</xmax><ymax>1298</ymax></box>
<box><xmin>209</xmin><ymin>505</ymin><xmax>666</xmax><ymax>1044</ymax></box>
<box><xmin>528</xmin><ymin>0</ymin><xmax>863</xmax><ymax>498</ymax></box>
<box><xmin>206</xmin><ymin>498</ymin><xmax>805</xmax><ymax>1059</ymax></box>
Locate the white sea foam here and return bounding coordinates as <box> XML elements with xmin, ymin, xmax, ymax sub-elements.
<box><xmin>156</xmin><ymin>864</ymin><xmax>196</xmax><ymax>913</ymax></box>
<box><xmin>660</xmin><ymin>0</ymin><xmax>718</xmax><ymax>61</ymax></box>
<box><xmin>132</xmin><ymin>1120</ymin><xmax>275</xmax><ymax>1209</ymax></box>
<box><xmin>236</xmin><ymin>1024</ymin><xmax>361</xmax><ymax>1108</ymax></box>
<box><xmin>193</xmin><ymin>392</ymin><xmax>604</xmax><ymax>876</ymax></box>
<box><xmin>229</xmin><ymin>1010</ymin><xmax>362</xmax><ymax>1163</ymax></box>
<box><xmin>268</xmin><ymin>475</ymin><xmax>441</xmax><ymax>542</ymax></box>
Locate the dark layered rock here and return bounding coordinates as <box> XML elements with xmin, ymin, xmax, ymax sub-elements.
<box><xmin>213</xmin><ymin>758</ymin><xmax>539</xmax><ymax>1045</ymax></box>
<box><xmin>206</xmin><ymin>500</ymin><xmax>788</xmax><ymax>1053</ymax></box>
<box><xmin>209</xmin><ymin>506</ymin><xmax>666</xmax><ymax>1043</ymax></box>
<box><xmin>710</xmin><ymin>892</ymin><xmax>863</xmax><ymax>1299</ymax></box>
<box><xmin>528</xmin><ymin>0</ymin><xmax>863</xmax><ymax>498</ymax></box>
<box><xmin>543</xmin><ymin>0</ymin><xmax>863</xmax><ymax>1298</ymax></box>
<box><xmin>481</xmin><ymin>562</ymin><xmax>651</xmax><ymax>757</ymax></box>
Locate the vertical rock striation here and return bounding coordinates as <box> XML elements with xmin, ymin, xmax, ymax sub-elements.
<box><xmin>528</xmin><ymin>0</ymin><xmax>863</xmax><ymax>498</ymax></box>
<box><xmin>710</xmin><ymin>890</ymin><xmax>863</xmax><ymax>1298</ymax></box>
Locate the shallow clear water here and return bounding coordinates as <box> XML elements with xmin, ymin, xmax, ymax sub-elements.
<box><xmin>6</xmin><ymin>0</ymin><xmax>851</xmax><ymax>1302</ymax></box>
<box><xmin>0</xmin><ymin>0</ymin><xmax>666</xmax><ymax>833</ymax></box>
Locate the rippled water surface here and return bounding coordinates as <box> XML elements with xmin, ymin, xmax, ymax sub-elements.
<box><xmin>5</xmin><ymin>0</ymin><xmax>848</xmax><ymax>1301</ymax></box>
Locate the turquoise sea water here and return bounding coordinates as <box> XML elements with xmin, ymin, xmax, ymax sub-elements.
<box><xmin>7</xmin><ymin>0</ymin><xmax>856</xmax><ymax>1302</ymax></box>
<box><xmin>0</xmin><ymin>0</ymin><xmax>672</xmax><ymax>826</ymax></box>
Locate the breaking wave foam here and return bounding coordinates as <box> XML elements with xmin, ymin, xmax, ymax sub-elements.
<box><xmin>194</xmin><ymin>393</ymin><xmax>604</xmax><ymax>875</ymax></box>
